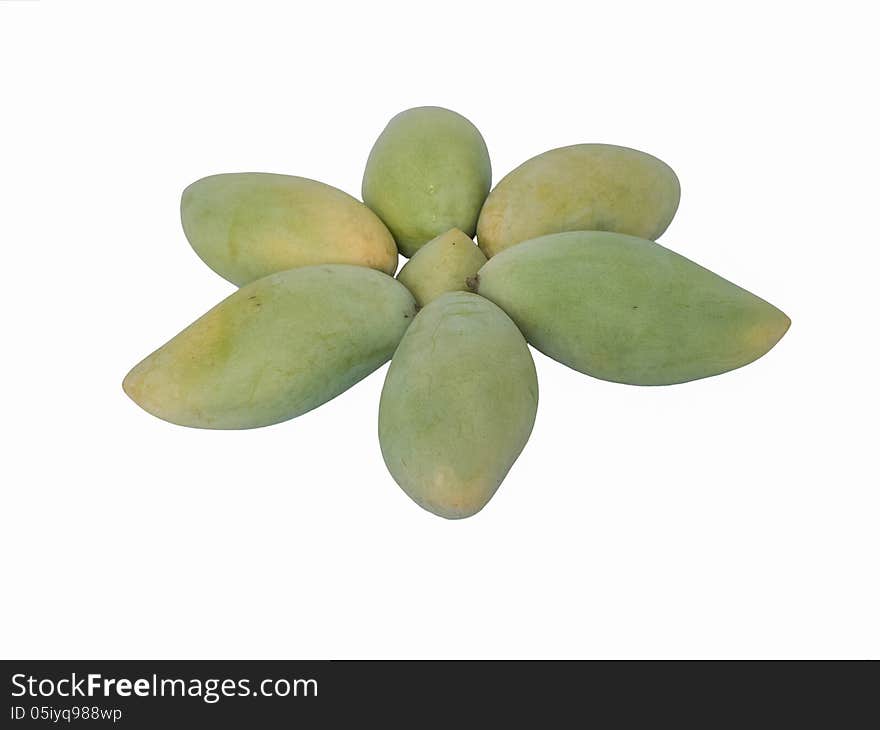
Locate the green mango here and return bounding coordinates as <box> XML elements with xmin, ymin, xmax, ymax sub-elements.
<box><xmin>469</xmin><ymin>231</ymin><xmax>790</xmax><ymax>385</ymax></box>
<box><xmin>124</xmin><ymin>265</ymin><xmax>417</xmax><ymax>429</ymax></box>
<box><xmin>362</xmin><ymin>107</ymin><xmax>492</xmax><ymax>257</ymax></box>
<box><xmin>379</xmin><ymin>292</ymin><xmax>538</xmax><ymax>519</ymax></box>
<box><xmin>476</xmin><ymin>144</ymin><xmax>680</xmax><ymax>257</ymax></box>
<box><xmin>181</xmin><ymin>173</ymin><xmax>398</xmax><ymax>286</ymax></box>
<box><xmin>396</xmin><ymin>228</ymin><xmax>487</xmax><ymax>307</ymax></box>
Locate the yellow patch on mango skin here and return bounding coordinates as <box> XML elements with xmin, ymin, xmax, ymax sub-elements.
<box><xmin>122</xmin><ymin>299</ymin><xmax>248</xmax><ymax>424</ymax></box>
<box><xmin>181</xmin><ymin>173</ymin><xmax>398</xmax><ymax>286</ymax></box>
<box><xmin>477</xmin><ymin>144</ymin><xmax>680</xmax><ymax>257</ymax></box>
<box><xmin>743</xmin><ymin>314</ymin><xmax>792</xmax><ymax>359</ymax></box>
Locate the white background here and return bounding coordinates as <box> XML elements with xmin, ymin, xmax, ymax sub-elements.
<box><xmin>1</xmin><ymin>1</ymin><xmax>877</xmax><ymax>659</ymax></box>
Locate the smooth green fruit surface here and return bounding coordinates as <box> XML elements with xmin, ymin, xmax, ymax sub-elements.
<box><xmin>362</xmin><ymin>107</ymin><xmax>492</xmax><ymax>257</ymax></box>
<box><xmin>471</xmin><ymin>231</ymin><xmax>790</xmax><ymax>385</ymax></box>
<box><xmin>379</xmin><ymin>292</ymin><xmax>538</xmax><ymax>519</ymax></box>
<box><xmin>396</xmin><ymin>228</ymin><xmax>487</xmax><ymax>306</ymax></box>
<box><xmin>124</xmin><ymin>265</ymin><xmax>417</xmax><ymax>429</ymax></box>
<box><xmin>476</xmin><ymin>144</ymin><xmax>680</xmax><ymax>257</ymax></box>
<box><xmin>181</xmin><ymin>173</ymin><xmax>398</xmax><ymax>286</ymax></box>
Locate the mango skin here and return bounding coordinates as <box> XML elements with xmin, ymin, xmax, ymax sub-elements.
<box><xmin>476</xmin><ymin>144</ymin><xmax>680</xmax><ymax>257</ymax></box>
<box><xmin>471</xmin><ymin>231</ymin><xmax>790</xmax><ymax>385</ymax></box>
<box><xmin>362</xmin><ymin>107</ymin><xmax>492</xmax><ymax>258</ymax></box>
<box><xmin>181</xmin><ymin>173</ymin><xmax>398</xmax><ymax>286</ymax></box>
<box><xmin>124</xmin><ymin>265</ymin><xmax>417</xmax><ymax>429</ymax></box>
<box><xmin>396</xmin><ymin>228</ymin><xmax>487</xmax><ymax>306</ymax></box>
<box><xmin>379</xmin><ymin>292</ymin><xmax>538</xmax><ymax>519</ymax></box>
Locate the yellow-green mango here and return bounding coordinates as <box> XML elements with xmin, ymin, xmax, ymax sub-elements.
<box><xmin>379</xmin><ymin>292</ymin><xmax>538</xmax><ymax>519</ymax></box>
<box><xmin>396</xmin><ymin>228</ymin><xmax>487</xmax><ymax>306</ymax></box>
<box><xmin>362</xmin><ymin>107</ymin><xmax>492</xmax><ymax>258</ymax></box>
<box><xmin>476</xmin><ymin>144</ymin><xmax>680</xmax><ymax>257</ymax></box>
<box><xmin>470</xmin><ymin>231</ymin><xmax>790</xmax><ymax>385</ymax></box>
<box><xmin>181</xmin><ymin>173</ymin><xmax>398</xmax><ymax>286</ymax></box>
<box><xmin>124</xmin><ymin>265</ymin><xmax>417</xmax><ymax>429</ymax></box>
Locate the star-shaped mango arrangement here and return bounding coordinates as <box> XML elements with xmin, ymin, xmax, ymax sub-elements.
<box><xmin>124</xmin><ymin>107</ymin><xmax>790</xmax><ymax>519</ymax></box>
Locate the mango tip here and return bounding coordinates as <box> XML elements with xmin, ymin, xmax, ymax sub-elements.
<box><xmin>121</xmin><ymin>368</ymin><xmax>138</xmax><ymax>401</ymax></box>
